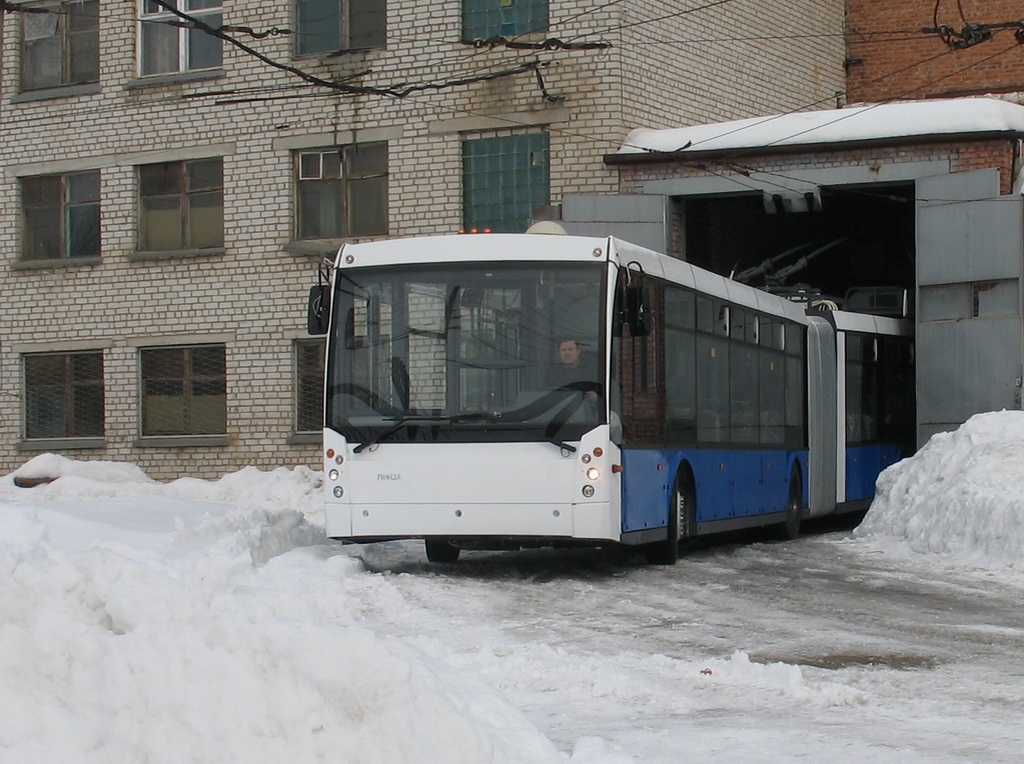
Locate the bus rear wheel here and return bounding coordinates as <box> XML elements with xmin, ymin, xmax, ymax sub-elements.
<box><xmin>776</xmin><ymin>467</ymin><xmax>803</xmax><ymax>541</ymax></box>
<box><xmin>425</xmin><ymin>539</ymin><xmax>460</xmax><ymax>563</ymax></box>
<box><xmin>647</xmin><ymin>466</ymin><xmax>696</xmax><ymax>565</ymax></box>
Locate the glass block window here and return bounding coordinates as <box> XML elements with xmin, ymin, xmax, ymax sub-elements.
<box><xmin>295</xmin><ymin>339</ymin><xmax>325</xmax><ymax>432</ymax></box>
<box><xmin>139</xmin><ymin>158</ymin><xmax>224</xmax><ymax>251</ymax></box>
<box><xmin>24</xmin><ymin>351</ymin><xmax>104</xmax><ymax>439</ymax></box>
<box><xmin>141</xmin><ymin>345</ymin><xmax>227</xmax><ymax>436</ymax></box>
<box><xmin>21</xmin><ymin>0</ymin><xmax>99</xmax><ymax>91</ymax></box>
<box><xmin>296</xmin><ymin>0</ymin><xmax>386</xmax><ymax>55</ymax></box>
<box><xmin>297</xmin><ymin>143</ymin><xmax>388</xmax><ymax>239</ymax></box>
<box><xmin>139</xmin><ymin>0</ymin><xmax>222</xmax><ymax>76</ymax></box>
<box><xmin>462</xmin><ymin>0</ymin><xmax>547</xmax><ymax>40</ymax></box>
<box><xmin>22</xmin><ymin>171</ymin><xmax>101</xmax><ymax>261</ymax></box>
<box><xmin>462</xmin><ymin>132</ymin><xmax>549</xmax><ymax>233</ymax></box>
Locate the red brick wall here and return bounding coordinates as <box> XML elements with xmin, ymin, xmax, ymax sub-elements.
<box><xmin>846</xmin><ymin>1</ymin><xmax>1024</xmax><ymax>102</ymax></box>
<box><xmin>618</xmin><ymin>139</ymin><xmax>1019</xmax><ymax>197</ymax></box>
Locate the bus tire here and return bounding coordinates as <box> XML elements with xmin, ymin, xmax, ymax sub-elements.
<box><xmin>425</xmin><ymin>539</ymin><xmax>460</xmax><ymax>563</ymax></box>
<box><xmin>777</xmin><ymin>467</ymin><xmax>803</xmax><ymax>541</ymax></box>
<box><xmin>647</xmin><ymin>465</ymin><xmax>696</xmax><ymax>565</ymax></box>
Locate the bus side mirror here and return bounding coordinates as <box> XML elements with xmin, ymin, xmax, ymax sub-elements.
<box><xmin>307</xmin><ymin>285</ymin><xmax>330</xmax><ymax>335</ymax></box>
<box><xmin>625</xmin><ymin>284</ymin><xmax>650</xmax><ymax>337</ymax></box>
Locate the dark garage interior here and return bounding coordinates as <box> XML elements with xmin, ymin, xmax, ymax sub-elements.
<box><xmin>682</xmin><ymin>182</ymin><xmax>916</xmax><ymax>311</ymax></box>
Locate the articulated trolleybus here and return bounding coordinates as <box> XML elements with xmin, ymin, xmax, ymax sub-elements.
<box><xmin>309</xmin><ymin>233</ymin><xmax>914</xmax><ymax>563</ymax></box>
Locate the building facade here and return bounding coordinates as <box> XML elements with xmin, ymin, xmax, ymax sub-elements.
<box><xmin>0</xmin><ymin>0</ymin><xmax>845</xmax><ymax>479</ymax></box>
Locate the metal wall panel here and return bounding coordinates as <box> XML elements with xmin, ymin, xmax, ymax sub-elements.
<box><xmin>916</xmin><ymin>170</ymin><xmax>1024</xmax><ymax>444</ymax></box>
<box><xmin>560</xmin><ymin>194</ymin><xmax>672</xmax><ymax>255</ymax></box>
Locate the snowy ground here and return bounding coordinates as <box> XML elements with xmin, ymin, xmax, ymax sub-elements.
<box><xmin>3</xmin><ymin>411</ymin><xmax>1024</xmax><ymax>763</ymax></box>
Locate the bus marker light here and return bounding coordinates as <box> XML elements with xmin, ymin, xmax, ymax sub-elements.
<box><xmin>612</xmin><ymin>464</ymin><xmax>623</xmax><ymax>473</ymax></box>
<box><xmin>581</xmin><ymin>485</ymin><xmax>595</xmax><ymax>498</ymax></box>
<box><xmin>335</xmin><ymin>455</ymin><xmax>344</xmax><ymax>464</ymax></box>
<box><xmin>581</xmin><ymin>454</ymin><xmax>592</xmax><ymax>464</ymax></box>
<box><xmin>586</xmin><ymin>467</ymin><xmax>600</xmax><ymax>481</ymax></box>
<box><xmin>345</xmin><ymin>254</ymin><xmax>355</xmax><ymax>264</ymax></box>
<box><xmin>657</xmin><ymin>464</ymin><xmax>665</xmax><ymax>471</ymax></box>
<box><xmin>333</xmin><ymin>486</ymin><xmax>344</xmax><ymax>498</ymax></box>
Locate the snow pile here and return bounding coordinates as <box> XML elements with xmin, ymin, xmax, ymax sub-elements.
<box><xmin>0</xmin><ymin>456</ymin><xmax>568</xmax><ymax>764</ymax></box>
<box><xmin>857</xmin><ymin>411</ymin><xmax>1024</xmax><ymax>567</ymax></box>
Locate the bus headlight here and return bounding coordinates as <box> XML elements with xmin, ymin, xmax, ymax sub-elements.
<box><xmin>581</xmin><ymin>485</ymin><xmax>595</xmax><ymax>498</ymax></box>
<box><xmin>586</xmin><ymin>467</ymin><xmax>600</xmax><ymax>481</ymax></box>
<box><xmin>329</xmin><ymin>469</ymin><xmax>340</xmax><ymax>480</ymax></box>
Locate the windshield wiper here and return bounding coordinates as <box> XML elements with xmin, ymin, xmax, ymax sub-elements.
<box><xmin>353</xmin><ymin>415</ymin><xmax>449</xmax><ymax>453</ymax></box>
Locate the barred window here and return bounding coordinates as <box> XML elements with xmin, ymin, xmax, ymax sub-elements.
<box><xmin>295</xmin><ymin>339</ymin><xmax>325</xmax><ymax>432</ymax></box>
<box><xmin>141</xmin><ymin>345</ymin><xmax>226</xmax><ymax>436</ymax></box>
<box><xmin>139</xmin><ymin>158</ymin><xmax>224</xmax><ymax>251</ymax></box>
<box><xmin>22</xmin><ymin>171</ymin><xmax>100</xmax><ymax>261</ymax></box>
<box><xmin>24</xmin><ymin>351</ymin><xmax>104</xmax><ymax>439</ymax></box>
<box><xmin>297</xmin><ymin>143</ymin><xmax>388</xmax><ymax>239</ymax></box>
<box><xmin>21</xmin><ymin>0</ymin><xmax>99</xmax><ymax>91</ymax></box>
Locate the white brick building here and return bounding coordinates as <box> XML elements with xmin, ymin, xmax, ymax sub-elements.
<box><xmin>0</xmin><ymin>0</ymin><xmax>844</xmax><ymax>479</ymax></box>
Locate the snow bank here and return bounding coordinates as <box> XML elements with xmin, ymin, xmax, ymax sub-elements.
<box><xmin>857</xmin><ymin>411</ymin><xmax>1024</xmax><ymax>568</ymax></box>
<box><xmin>0</xmin><ymin>456</ymin><xmax>568</xmax><ymax>764</ymax></box>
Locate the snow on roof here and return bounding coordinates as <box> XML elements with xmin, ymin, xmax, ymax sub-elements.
<box><xmin>616</xmin><ymin>97</ymin><xmax>1024</xmax><ymax>156</ymax></box>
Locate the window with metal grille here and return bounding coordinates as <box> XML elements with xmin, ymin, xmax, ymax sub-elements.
<box><xmin>295</xmin><ymin>339</ymin><xmax>325</xmax><ymax>432</ymax></box>
<box><xmin>140</xmin><ymin>345</ymin><xmax>226</xmax><ymax>436</ymax></box>
<box><xmin>24</xmin><ymin>351</ymin><xmax>104</xmax><ymax>439</ymax></box>
<box><xmin>295</xmin><ymin>0</ymin><xmax>385</xmax><ymax>55</ymax></box>
<box><xmin>462</xmin><ymin>132</ymin><xmax>549</xmax><ymax>233</ymax></box>
<box><xmin>21</xmin><ymin>0</ymin><xmax>99</xmax><ymax>91</ymax></box>
<box><xmin>139</xmin><ymin>0</ymin><xmax>222</xmax><ymax>76</ymax></box>
<box><xmin>139</xmin><ymin>158</ymin><xmax>224</xmax><ymax>252</ymax></box>
<box><xmin>461</xmin><ymin>0</ymin><xmax>547</xmax><ymax>40</ymax></box>
<box><xmin>296</xmin><ymin>143</ymin><xmax>388</xmax><ymax>239</ymax></box>
<box><xmin>22</xmin><ymin>171</ymin><xmax>101</xmax><ymax>261</ymax></box>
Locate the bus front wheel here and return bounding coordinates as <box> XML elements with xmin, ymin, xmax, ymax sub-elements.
<box><xmin>425</xmin><ymin>539</ymin><xmax>460</xmax><ymax>563</ymax></box>
<box><xmin>647</xmin><ymin>466</ymin><xmax>696</xmax><ymax>565</ymax></box>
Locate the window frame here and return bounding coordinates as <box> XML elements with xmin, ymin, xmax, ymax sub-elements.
<box><xmin>21</xmin><ymin>170</ymin><xmax>101</xmax><ymax>262</ymax></box>
<box><xmin>23</xmin><ymin>350</ymin><xmax>105</xmax><ymax>441</ymax></box>
<box><xmin>20</xmin><ymin>0</ymin><xmax>100</xmax><ymax>93</ymax></box>
<box><xmin>139</xmin><ymin>344</ymin><xmax>228</xmax><ymax>437</ymax></box>
<box><xmin>295</xmin><ymin>0</ymin><xmax>386</xmax><ymax>56</ymax></box>
<box><xmin>138</xmin><ymin>158</ymin><xmax>224</xmax><ymax>253</ymax></box>
<box><xmin>138</xmin><ymin>0</ymin><xmax>223</xmax><ymax>77</ymax></box>
<box><xmin>295</xmin><ymin>142</ymin><xmax>389</xmax><ymax>241</ymax></box>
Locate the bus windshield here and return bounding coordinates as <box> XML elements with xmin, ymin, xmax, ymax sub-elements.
<box><xmin>327</xmin><ymin>261</ymin><xmax>607</xmax><ymax>446</ymax></box>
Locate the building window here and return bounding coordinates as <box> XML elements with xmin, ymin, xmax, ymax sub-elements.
<box><xmin>296</xmin><ymin>0</ymin><xmax>386</xmax><ymax>55</ymax></box>
<box><xmin>139</xmin><ymin>158</ymin><xmax>224</xmax><ymax>252</ymax></box>
<box><xmin>22</xmin><ymin>171</ymin><xmax>101</xmax><ymax>261</ymax></box>
<box><xmin>297</xmin><ymin>143</ymin><xmax>388</xmax><ymax>239</ymax></box>
<box><xmin>295</xmin><ymin>339</ymin><xmax>325</xmax><ymax>432</ymax></box>
<box><xmin>462</xmin><ymin>0</ymin><xmax>547</xmax><ymax>40</ymax></box>
<box><xmin>139</xmin><ymin>0</ymin><xmax>222</xmax><ymax>76</ymax></box>
<box><xmin>21</xmin><ymin>0</ymin><xmax>99</xmax><ymax>92</ymax></box>
<box><xmin>463</xmin><ymin>132</ymin><xmax>549</xmax><ymax>233</ymax></box>
<box><xmin>24</xmin><ymin>352</ymin><xmax>104</xmax><ymax>439</ymax></box>
<box><xmin>141</xmin><ymin>345</ymin><xmax>227</xmax><ymax>436</ymax></box>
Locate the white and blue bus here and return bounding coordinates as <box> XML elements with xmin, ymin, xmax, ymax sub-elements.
<box><xmin>309</xmin><ymin>233</ymin><xmax>914</xmax><ymax>563</ymax></box>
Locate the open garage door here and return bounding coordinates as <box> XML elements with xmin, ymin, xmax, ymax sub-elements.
<box><xmin>916</xmin><ymin>169</ymin><xmax>1024</xmax><ymax>445</ymax></box>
